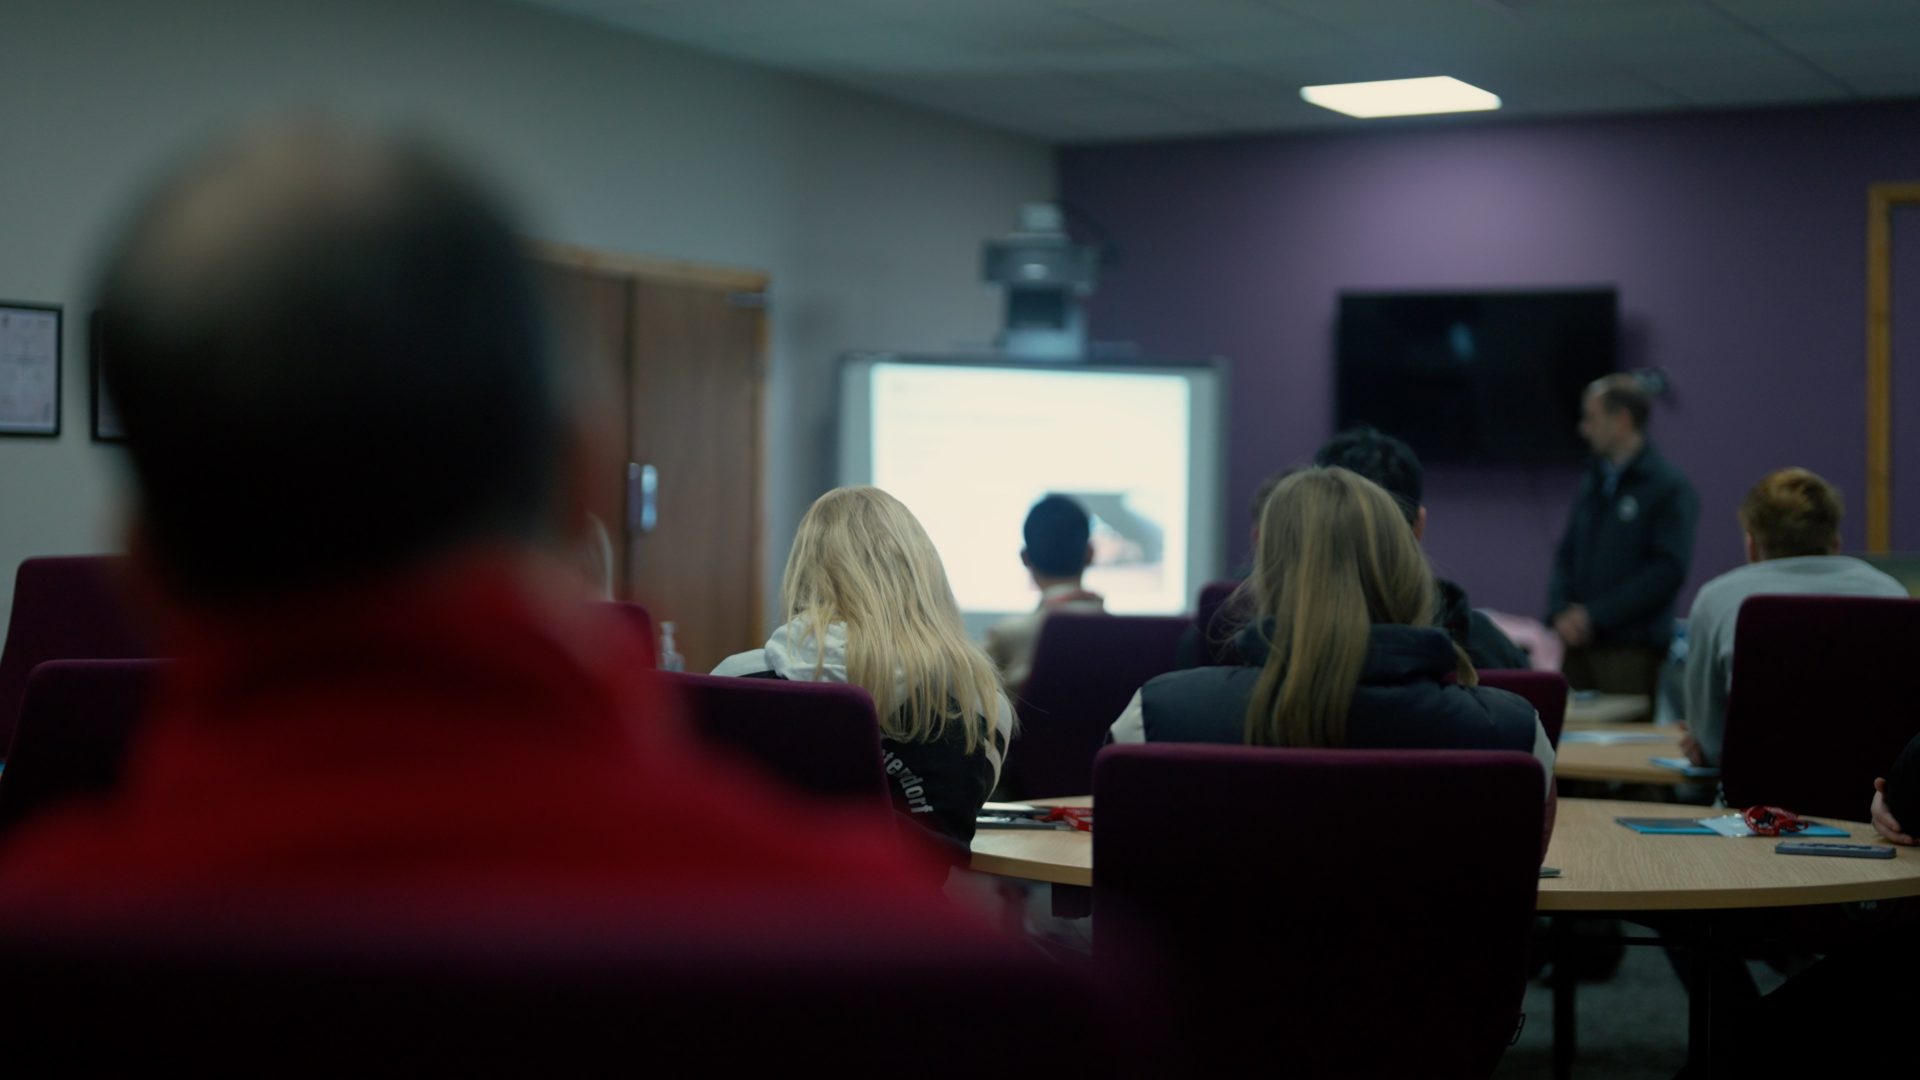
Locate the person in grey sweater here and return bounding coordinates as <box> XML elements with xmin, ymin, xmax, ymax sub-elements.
<box><xmin>1681</xmin><ymin>467</ymin><xmax>1907</xmax><ymax>766</ymax></box>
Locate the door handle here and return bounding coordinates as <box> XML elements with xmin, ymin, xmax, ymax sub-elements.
<box><xmin>627</xmin><ymin>463</ymin><xmax>658</xmax><ymax>534</ymax></box>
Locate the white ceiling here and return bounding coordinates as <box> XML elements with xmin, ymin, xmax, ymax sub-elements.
<box><xmin>514</xmin><ymin>0</ymin><xmax>1920</xmax><ymax>142</ymax></box>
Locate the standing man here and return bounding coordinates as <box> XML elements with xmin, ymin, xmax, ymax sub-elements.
<box><xmin>1548</xmin><ymin>374</ymin><xmax>1698</xmax><ymax>699</ymax></box>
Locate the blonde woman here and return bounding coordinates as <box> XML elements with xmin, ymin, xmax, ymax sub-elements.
<box><xmin>1111</xmin><ymin>468</ymin><xmax>1552</xmax><ymax>793</ymax></box>
<box><xmin>715</xmin><ymin>487</ymin><xmax>1014</xmax><ymax>848</ymax></box>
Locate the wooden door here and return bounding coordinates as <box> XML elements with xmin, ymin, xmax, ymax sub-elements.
<box><xmin>538</xmin><ymin>264</ymin><xmax>632</xmax><ymax>590</ymax></box>
<box><xmin>626</xmin><ymin>278</ymin><xmax>766</xmax><ymax>671</ymax></box>
<box><xmin>536</xmin><ymin>248</ymin><xmax>768</xmax><ymax>671</ymax></box>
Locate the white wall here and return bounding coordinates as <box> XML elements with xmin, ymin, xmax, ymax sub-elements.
<box><xmin>0</xmin><ymin>0</ymin><xmax>1049</xmax><ymax>634</ymax></box>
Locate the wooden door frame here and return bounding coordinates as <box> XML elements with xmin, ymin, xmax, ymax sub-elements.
<box><xmin>1866</xmin><ymin>184</ymin><xmax>1920</xmax><ymax>553</ymax></box>
<box><xmin>533</xmin><ymin>240</ymin><xmax>771</xmax><ymax>643</ymax></box>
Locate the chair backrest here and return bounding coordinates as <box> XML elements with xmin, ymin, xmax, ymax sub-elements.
<box><xmin>1193</xmin><ymin>579</ymin><xmax>1244</xmax><ymax>666</ymax></box>
<box><xmin>0</xmin><ymin>906</ymin><xmax>1165</xmax><ymax>1074</ymax></box>
<box><xmin>0</xmin><ymin>557</ymin><xmax>151</xmax><ymax>755</ymax></box>
<box><xmin>0</xmin><ymin>659</ymin><xmax>161</xmax><ymax>835</ymax></box>
<box><xmin>599</xmin><ymin>601</ymin><xmax>658</xmax><ymax>668</ymax></box>
<box><xmin>1004</xmin><ymin>613</ymin><xmax>1191</xmax><ymax>799</ymax></box>
<box><xmin>1477</xmin><ymin>668</ymin><xmax>1570</xmax><ymax>749</ymax></box>
<box><xmin>1094</xmin><ymin>743</ymin><xmax>1544</xmax><ymax>1077</ymax></box>
<box><xmin>1720</xmin><ymin>595</ymin><xmax>1920</xmax><ymax>820</ymax></box>
<box><xmin>660</xmin><ymin>672</ymin><xmax>889</xmax><ymax>808</ymax></box>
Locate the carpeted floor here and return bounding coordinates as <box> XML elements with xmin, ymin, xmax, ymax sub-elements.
<box><xmin>1495</xmin><ymin>927</ymin><xmax>1786</xmax><ymax>1079</ymax></box>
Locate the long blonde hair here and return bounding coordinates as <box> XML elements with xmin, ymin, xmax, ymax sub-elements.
<box><xmin>782</xmin><ymin>486</ymin><xmax>1005</xmax><ymax>751</ymax></box>
<box><xmin>1242</xmin><ymin>467</ymin><xmax>1474</xmax><ymax>747</ymax></box>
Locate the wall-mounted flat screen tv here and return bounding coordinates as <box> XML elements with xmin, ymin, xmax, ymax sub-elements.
<box><xmin>1336</xmin><ymin>288</ymin><xmax>1618</xmax><ymax>463</ymax></box>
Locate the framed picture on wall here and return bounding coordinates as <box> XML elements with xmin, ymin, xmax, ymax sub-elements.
<box><xmin>88</xmin><ymin>310</ymin><xmax>125</xmax><ymax>442</ymax></box>
<box><xmin>0</xmin><ymin>301</ymin><xmax>62</xmax><ymax>437</ymax></box>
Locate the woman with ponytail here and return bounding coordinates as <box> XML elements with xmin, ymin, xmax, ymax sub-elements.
<box><xmin>1111</xmin><ymin>468</ymin><xmax>1552</xmax><ymax>794</ymax></box>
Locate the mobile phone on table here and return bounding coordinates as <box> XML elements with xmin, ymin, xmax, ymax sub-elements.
<box><xmin>1774</xmin><ymin>841</ymin><xmax>1896</xmax><ymax>859</ymax></box>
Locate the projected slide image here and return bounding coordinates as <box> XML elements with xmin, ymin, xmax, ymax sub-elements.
<box><xmin>866</xmin><ymin>362</ymin><xmax>1193</xmax><ymax>616</ymax></box>
<box><xmin>1078</xmin><ymin>492</ymin><xmax>1166</xmax><ymax>597</ymax></box>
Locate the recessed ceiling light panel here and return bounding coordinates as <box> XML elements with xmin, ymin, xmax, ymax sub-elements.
<box><xmin>1300</xmin><ymin>76</ymin><xmax>1501</xmax><ymax>119</ymax></box>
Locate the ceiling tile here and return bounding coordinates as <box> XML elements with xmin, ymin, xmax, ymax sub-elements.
<box><xmin>512</xmin><ymin>0</ymin><xmax>1920</xmax><ymax>142</ymax></box>
<box><xmin>1711</xmin><ymin>0</ymin><xmax>1920</xmax><ymax>29</ymax></box>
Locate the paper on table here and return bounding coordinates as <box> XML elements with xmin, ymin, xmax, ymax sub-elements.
<box><xmin>1649</xmin><ymin>756</ymin><xmax>1720</xmax><ymax>778</ymax></box>
<box><xmin>1561</xmin><ymin>730</ymin><xmax>1677</xmax><ymax>746</ymax></box>
<box><xmin>1699</xmin><ymin>814</ymin><xmax>1848</xmax><ymax>838</ymax></box>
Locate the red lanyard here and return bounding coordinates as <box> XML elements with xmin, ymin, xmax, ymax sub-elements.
<box><xmin>1040</xmin><ymin>807</ymin><xmax>1093</xmax><ymax>832</ymax></box>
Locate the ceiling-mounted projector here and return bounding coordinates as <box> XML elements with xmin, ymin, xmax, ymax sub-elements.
<box><xmin>982</xmin><ymin>203</ymin><xmax>1099</xmax><ymax>361</ymax></box>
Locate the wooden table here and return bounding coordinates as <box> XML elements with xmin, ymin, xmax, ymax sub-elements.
<box><xmin>1565</xmin><ymin>692</ymin><xmax>1652</xmax><ymax>726</ymax></box>
<box><xmin>970</xmin><ymin>796</ymin><xmax>1916</xmax><ymax>906</ymax></box>
<box><xmin>971</xmin><ymin>796</ymin><xmax>1094</xmax><ymax>887</ymax></box>
<box><xmin>1554</xmin><ymin>723</ymin><xmax>1691</xmax><ymax>785</ymax></box>
<box><xmin>970</xmin><ymin>795</ymin><xmax>1920</xmax><ymax>1077</ymax></box>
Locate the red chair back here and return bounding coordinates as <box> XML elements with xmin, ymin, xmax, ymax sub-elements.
<box><xmin>1003</xmin><ymin>614</ymin><xmax>1190</xmax><ymax>799</ymax></box>
<box><xmin>1477</xmin><ymin>668</ymin><xmax>1570</xmax><ymax>749</ymax></box>
<box><xmin>1193</xmin><ymin>579</ymin><xmax>1245</xmax><ymax>666</ymax></box>
<box><xmin>599</xmin><ymin>601</ymin><xmax>657</xmax><ymax>668</ymax></box>
<box><xmin>0</xmin><ymin>905</ymin><xmax>1168</xmax><ymax>1074</ymax></box>
<box><xmin>1720</xmin><ymin>595</ymin><xmax>1920</xmax><ymax>820</ymax></box>
<box><xmin>0</xmin><ymin>659</ymin><xmax>160</xmax><ymax>835</ymax></box>
<box><xmin>660</xmin><ymin>672</ymin><xmax>889</xmax><ymax>809</ymax></box>
<box><xmin>0</xmin><ymin>557</ymin><xmax>150</xmax><ymax>754</ymax></box>
<box><xmin>1094</xmin><ymin>744</ymin><xmax>1544</xmax><ymax>1077</ymax></box>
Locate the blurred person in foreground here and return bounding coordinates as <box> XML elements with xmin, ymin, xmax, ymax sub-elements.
<box><xmin>0</xmin><ymin>121</ymin><xmax>952</xmax><ymax>922</ymax></box>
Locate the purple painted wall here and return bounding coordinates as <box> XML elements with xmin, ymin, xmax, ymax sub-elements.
<box><xmin>1060</xmin><ymin>100</ymin><xmax>1920</xmax><ymax>618</ymax></box>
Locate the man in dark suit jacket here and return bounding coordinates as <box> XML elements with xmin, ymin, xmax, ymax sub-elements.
<box><xmin>1548</xmin><ymin>375</ymin><xmax>1699</xmax><ymax>699</ymax></box>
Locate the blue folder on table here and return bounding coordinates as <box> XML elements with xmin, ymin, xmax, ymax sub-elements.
<box><xmin>1616</xmin><ymin>816</ymin><xmax>1848</xmax><ymax>837</ymax></box>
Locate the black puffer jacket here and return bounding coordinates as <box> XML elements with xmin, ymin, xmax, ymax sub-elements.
<box><xmin>1437</xmin><ymin>579</ymin><xmax>1532</xmax><ymax>671</ymax></box>
<box><xmin>1138</xmin><ymin>621</ymin><xmax>1543</xmax><ymax>758</ymax></box>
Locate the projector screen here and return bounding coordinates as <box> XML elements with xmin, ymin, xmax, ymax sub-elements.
<box><xmin>838</xmin><ymin>355</ymin><xmax>1226</xmax><ymax>635</ymax></box>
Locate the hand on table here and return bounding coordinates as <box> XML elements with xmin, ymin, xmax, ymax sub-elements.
<box><xmin>1871</xmin><ymin>777</ymin><xmax>1916</xmax><ymax>845</ymax></box>
<box><xmin>1552</xmin><ymin>605</ymin><xmax>1592</xmax><ymax>648</ymax></box>
<box><xmin>1677</xmin><ymin>723</ymin><xmax>1705</xmax><ymax>768</ymax></box>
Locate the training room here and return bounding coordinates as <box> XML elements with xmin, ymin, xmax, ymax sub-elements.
<box><xmin>1</xmin><ymin>1</ymin><xmax>1918</xmax><ymax>1076</ymax></box>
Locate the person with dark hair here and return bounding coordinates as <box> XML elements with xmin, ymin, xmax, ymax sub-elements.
<box><xmin>0</xmin><ymin>121</ymin><xmax>948</xmax><ymax>916</ymax></box>
<box><xmin>1548</xmin><ymin>374</ymin><xmax>1698</xmax><ymax>699</ymax></box>
<box><xmin>1314</xmin><ymin>427</ymin><xmax>1529</xmax><ymax>670</ymax></box>
<box><xmin>1172</xmin><ymin>468</ymin><xmax>1297</xmax><ymax>670</ymax></box>
<box><xmin>1679</xmin><ymin>468</ymin><xmax>1903</xmax><ymax>765</ymax></box>
<box><xmin>1872</xmin><ymin>733</ymin><xmax>1920</xmax><ymax>846</ymax></box>
<box><xmin>1712</xmin><ymin>736</ymin><xmax>1920</xmax><ymax>1076</ymax></box>
<box><xmin>986</xmin><ymin>494</ymin><xmax>1105</xmax><ymax>691</ymax></box>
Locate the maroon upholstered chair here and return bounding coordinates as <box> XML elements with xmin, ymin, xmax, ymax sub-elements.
<box><xmin>0</xmin><ymin>556</ymin><xmax>150</xmax><ymax>755</ymax></box>
<box><xmin>1094</xmin><ymin>744</ymin><xmax>1544</xmax><ymax>1077</ymax></box>
<box><xmin>1720</xmin><ymin>595</ymin><xmax>1920</xmax><ymax>821</ymax></box>
<box><xmin>598</xmin><ymin>600</ymin><xmax>657</xmax><ymax>668</ymax></box>
<box><xmin>1193</xmin><ymin>579</ymin><xmax>1246</xmax><ymax>666</ymax></box>
<box><xmin>1003</xmin><ymin>613</ymin><xmax>1190</xmax><ymax>799</ymax></box>
<box><xmin>660</xmin><ymin>672</ymin><xmax>888</xmax><ymax>809</ymax></box>
<box><xmin>0</xmin><ymin>904</ymin><xmax>1169</xmax><ymax>1075</ymax></box>
<box><xmin>0</xmin><ymin>659</ymin><xmax>161</xmax><ymax>835</ymax></box>
<box><xmin>1478</xmin><ymin>668</ymin><xmax>1570</xmax><ymax>749</ymax></box>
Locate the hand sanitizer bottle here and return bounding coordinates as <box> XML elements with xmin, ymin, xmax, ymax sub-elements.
<box><xmin>659</xmin><ymin>621</ymin><xmax>685</xmax><ymax>672</ymax></box>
